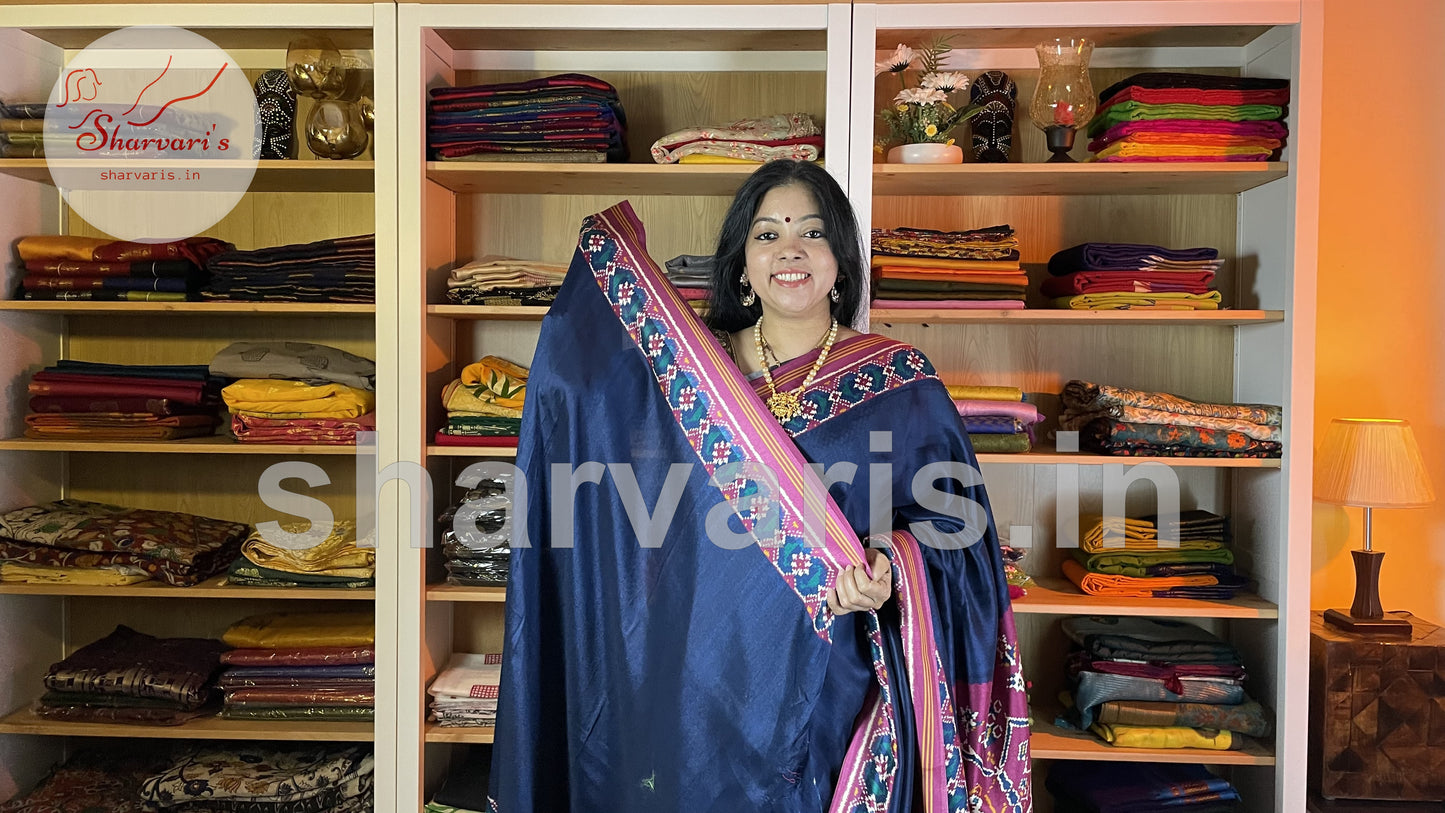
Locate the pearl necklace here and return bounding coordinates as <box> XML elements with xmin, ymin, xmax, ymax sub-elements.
<box><xmin>754</xmin><ymin>315</ymin><xmax>839</xmax><ymax>422</ymax></box>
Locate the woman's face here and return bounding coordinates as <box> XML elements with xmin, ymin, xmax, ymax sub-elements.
<box><xmin>743</xmin><ymin>183</ymin><xmax>839</xmax><ymax>325</ymax></box>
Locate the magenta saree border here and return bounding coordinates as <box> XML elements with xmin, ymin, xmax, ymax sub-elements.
<box><xmin>577</xmin><ymin>201</ymin><xmax>867</xmax><ymax>638</ymax></box>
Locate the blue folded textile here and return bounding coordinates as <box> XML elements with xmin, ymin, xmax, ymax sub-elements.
<box><xmin>1046</xmin><ymin>760</ymin><xmax>1240</xmax><ymax>812</ymax></box>
<box><xmin>1048</xmin><ymin>242</ymin><xmax>1219</xmax><ymax>275</ymax></box>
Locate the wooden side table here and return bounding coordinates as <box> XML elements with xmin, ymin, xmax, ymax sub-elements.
<box><xmin>1309</xmin><ymin>611</ymin><xmax>1445</xmax><ymax>801</ymax></box>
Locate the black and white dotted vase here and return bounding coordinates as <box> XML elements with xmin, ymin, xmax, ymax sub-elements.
<box><xmin>969</xmin><ymin>71</ymin><xmax>1018</xmax><ymax>163</ymax></box>
<box><xmin>254</xmin><ymin>69</ymin><xmax>298</xmax><ymax>160</ymax></box>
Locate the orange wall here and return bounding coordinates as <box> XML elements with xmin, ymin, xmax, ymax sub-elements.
<box><xmin>1313</xmin><ymin>0</ymin><xmax>1445</xmax><ymax>623</ymax></box>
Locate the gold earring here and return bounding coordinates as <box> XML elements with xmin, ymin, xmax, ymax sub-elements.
<box><xmin>740</xmin><ymin>271</ymin><xmax>757</xmax><ymax>306</ymax></box>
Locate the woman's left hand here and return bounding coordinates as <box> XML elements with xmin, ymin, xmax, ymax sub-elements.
<box><xmin>828</xmin><ymin>548</ymin><xmax>893</xmax><ymax>616</ymax></box>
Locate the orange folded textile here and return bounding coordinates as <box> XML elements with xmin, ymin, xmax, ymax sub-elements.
<box><xmin>871</xmin><ymin>255</ymin><xmax>1022</xmax><ymax>272</ymax></box>
<box><xmin>1106</xmin><ymin>132</ymin><xmax>1283</xmax><ymax>149</ymax></box>
<box><xmin>877</xmin><ymin>267</ymin><xmax>1031</xmax><ymax>286</ymax></box>
<box><xmin>1061</xmin><ymin>558</ymin><xmax>1216</xmax><ymax>598</ymax></box>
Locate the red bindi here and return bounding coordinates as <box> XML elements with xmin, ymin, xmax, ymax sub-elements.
<box><xmin>784</xmin><ymin>217</ymin><xmax>791</xmax><ymax>222</ymax></box>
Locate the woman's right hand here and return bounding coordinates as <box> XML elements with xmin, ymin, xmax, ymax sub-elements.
<box><xmin>828</xmin><ymin>548</ymin><xmax>893</xmax><ymax>616</ymax></box>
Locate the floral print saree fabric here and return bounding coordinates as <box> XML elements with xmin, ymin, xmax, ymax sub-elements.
<box><xmin>0</xmin><ymin>499</ymin><xmax>247</xmax><ymax>586</ymax></box>
<box><xmin>139</xmin><ymin>745</ymin><xmax>373</xmax><ymax>809</ymax></box>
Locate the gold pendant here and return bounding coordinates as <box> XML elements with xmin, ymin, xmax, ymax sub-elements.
<box><xmin>767</xmin><ymin>390</ymin><xmax>803</xmax><ymax>421</ymax></box>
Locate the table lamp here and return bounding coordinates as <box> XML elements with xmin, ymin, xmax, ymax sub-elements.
<box><xmin>1314</xmin><ymin>418</ymin><xmax>1435</xmax><ymax>636</ymax></box>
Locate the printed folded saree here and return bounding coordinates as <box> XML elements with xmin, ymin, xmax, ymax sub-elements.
<box><xmin>490</xmin><ymin>202</ymin><xmax>1030</xmax><ymax>812</ymax></box>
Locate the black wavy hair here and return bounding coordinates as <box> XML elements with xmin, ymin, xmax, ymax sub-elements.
<box><xmin>705</xmin><ymin>160</ymin><xmax>867</xmax><ymax>333</ymax></box>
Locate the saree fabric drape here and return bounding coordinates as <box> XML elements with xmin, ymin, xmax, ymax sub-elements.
<box><xmin>489</xmin><ymin>201</ymin><xmax>1030</xmax><ymax>813</ymax></box>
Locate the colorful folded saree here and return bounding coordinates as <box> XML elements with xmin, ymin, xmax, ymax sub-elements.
<box><xmin>490</xmin><ymin>202</ymin><xmax>1030</xmax><ymax>812</ymax></box>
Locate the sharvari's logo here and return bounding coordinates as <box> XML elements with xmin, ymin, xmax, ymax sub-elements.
<box><xmin>44</xmin><ymin>26</ymin><xmax>260</xmax><ymax>243</ymax></box>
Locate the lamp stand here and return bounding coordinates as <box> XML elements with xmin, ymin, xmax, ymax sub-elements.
<box><xmin>1324</xmin><ymin>507</ymin><xmax>1412</xmax><ymax>637</ymax></box>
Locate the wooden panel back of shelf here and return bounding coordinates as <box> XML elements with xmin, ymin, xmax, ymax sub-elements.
<box><xmin>869</xmin><ymin>23</ymin><xmax>1276</xmax><ymax>52</ymax></box>
<box><xmin>0</xmin><ymin>706</ymin><xmax>373</xmax><ymax>742</ymax></box>
<box><xmin>64</xmin><ymin>314</ymin><xmax>374</xmax><ymax>365</ymax></box>
<box><xmin>64</xmin><ymin>594</ymin><xmax>376</xmax><ymax>654</ymax></box>
<box><xmin>872</xmin><ymin>163</ymin><xmax>1290</xmax><ymax>197</ymax></box>
<box><xmin>65</xmin><ymin>189</ymin><xmax>377</xmax><ymax>248</ymax></box>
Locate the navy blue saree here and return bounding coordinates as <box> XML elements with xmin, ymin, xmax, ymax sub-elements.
<box><xmin>489</xmin><ymin>202</ymin><xmax>1031</xmax><ymax>813</ymax></box>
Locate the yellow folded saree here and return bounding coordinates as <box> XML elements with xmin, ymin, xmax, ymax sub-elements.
<box><xmin>223</xmin><ymin>611</ymin><xmax>375</xmax><ymax>648</ymax></box>
<box><xmin>1089</xmin><ymin>722</ymin><xmax>1238</xmax><ymax>750</ymax></box>
<box><xmin>945</xmin><ymin>385</ymin><xmax>1023</xmax><ymax>401</ymax></box>
<box><xmin>1080</xmin><ymin>514</ymin><xmax>1228</xmax><ymax>553</ymax></box>
<box><xmin>0</xmin><ymin>561</ymin><xmax>149</xmax><ymax>586</ymax></box>
<box><xmin>222</xmin><ymin>379</ymin><xmax>375</xmax><ymax>419</ymax></box>
<box><xmin>444</xmin><ymin>355</ymin><xmax>529</xmax><ymax>418</ymax></box>
<box><xmin>240</xmin><ymin>519</ymin><xmax>374</xmax><ymax>578</ymax></box>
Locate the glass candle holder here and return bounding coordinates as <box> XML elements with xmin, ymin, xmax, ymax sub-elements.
<box><xmin>1029</xmin><ymin>38</ymin><xmax>1096</xmax><ymax>163</ymax></box>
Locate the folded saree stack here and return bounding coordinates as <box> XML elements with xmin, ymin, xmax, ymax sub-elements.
<box><xmin>0</xmin><ymin>499</ymin><xmax>247</xmax><ymax>586</ymax></box>
<box><xmin>12</xmin><ymin>234</ymin><xmax>231</xmax><ymax>302</ymax></box>
<box><xmin>139</xmin><ymin>744</ymin><xmax>375</xmax><ymax>813</ymax></box>
<box><xmin>948</xmin><ymin>383</ymin><xmax>1038</xmax><ymax>453</ymax></box>
<box><xmin>24</xmin><ymin>360</ymin><xmax>225</xmax><ymax>441</ymax></box>
<box><xmin>219</xmin><ymin>612</ymin><xmax>376</xmax><ymax>722</ymax></box>
<box><xmin>428</xmin><ymin>652</ymin><xmax>503</xmax><ymax>727</ymax></box>
<box><xmin>1046</xmin><ymin>760</ymin><xmax>1243</xmax><ymax>812</ymax></box>
<box><xmin>201</xmin><ymin>233</ymin><xmax>375</xmax><ymax>302</ymax></box>
<box><xmin>870</xmin><ymin>225</ymin><xmax>1026</xmax><ymax>309</ymax></box>
<box><xmin>1086</xmin><ymin>72</ymin><xmax>1290</xmax><ymax>163</ymax></box>
<box><xmin>212</xmin><ymin>341</ymin><xmax>377</xmax><ymax>445</ymax></box>
<box><xmin>437</xmin><ymin>355</ymin><xmax>527</xmax><ymax>447</ymax></box>
<box><xmin>664</xmin><ymin>253</ymin><xmax>714</xmax><ymax>302</ymax></box>
<box><xmin>437</xmin><ymin>476</ymin><xmax>513</xmax><ymax>586</ymax></box>
<box><xmin>1059</xmin><ymin>616</ymin><xmax>1273</xmax><ymax>752</ymax></box>
<box><xmin>427</xmin><ymin>73</ymin><xmax>627</xmax><ymax>162</ymax></box>
<box><xmin>444</xmin><ymin>255</ymin><xmax>568</xmax><ymax>306</ymax></box>
<box><xmin>0</xmin><ymin>100</ymin><xmax>45</xmax><ymax>158</ymax></box>
<box><xmin>34</xmin><ymin>624</ymin><xmax>226</xmax><ymax>725</ymax></box>
<box><xmin>1045</xmin><ymin>242</ymin><xmax>1224</xmax><ymax>310</ymax></box>
<box><xmin>1064</xmin><ymin>510</ymin><xmax>1247</xmax><ymax>599</ymax></box>
<box><xmin>650</xmin><ymin>112</ymin><xmax>823</xmax><ymax>164</ymax></box>
<box><xmin>1060</xmin><ymin>379</ymin><xmax>1282</xmax><ymax>458</ymax></box>
<box><xmin>227</xmin><ymin>520</ymin><xmax>376</xmax><ymax>589</ymax></box>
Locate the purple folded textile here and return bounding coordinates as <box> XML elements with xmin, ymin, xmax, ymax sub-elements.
<box><xmin>1048</xmin><ymin>243</ymin><xmax>1219</xmax><ymax>276</ymax></box>
<box><xmin>954</xmin><ymin>399</ymin><xmax>1042</xmax><ymax>425</ymax></box>
<box><xmin>961</xmin><ymin>415</ymin><xmax>1023</xmax><ymax>435</ymax></box>
<box><xmin>1088</xmin><ymin>118</ymin><xmax>1289</xmax><ymax>151</ymax></box>
<box><xmin>218</xmin><ymin>664</ymin><xmax>375</xmax><ymax>682</ymax></box>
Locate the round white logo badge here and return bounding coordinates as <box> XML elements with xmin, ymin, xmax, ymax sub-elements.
<box><xmin>44</xmin><ymin>26</ymin><xmax>261</xmax><ymax>243</ymax></box>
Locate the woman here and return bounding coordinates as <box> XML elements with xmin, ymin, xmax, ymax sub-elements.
<box><xmin>490</xmin><ymin>161</ymin><xmax>1030</xmax><ymax>813</ymax></box>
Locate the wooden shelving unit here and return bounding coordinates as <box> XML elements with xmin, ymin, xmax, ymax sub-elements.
<box><xmin>1030</xmin><ymin>714</ymin><xmax>1276</xmax><ymax>766</ymax></box>
<box><xmin>0</xmin><ymin>707</ymin><xmax>373</xmax><ymax>742</ymax></box>
<box><xmin>1013</xmin><ymin>578</ymin><xmax>1278</xmax><ymax>619</ymax></box>
<box><xmin>425</xmin><ymin>584</ymin><xmax>506</xmax><ymax>603</ymax></box>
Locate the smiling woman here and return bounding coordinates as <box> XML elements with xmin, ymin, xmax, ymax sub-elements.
<box><xmin>488</xmin><ymin>162</ymin><xmax>1030</xmax><ymax>813</ymax></box>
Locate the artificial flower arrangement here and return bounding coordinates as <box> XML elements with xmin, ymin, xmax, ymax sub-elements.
<box><xmin>875</xmin><ymin>38</ymin><xmax>982</xmax><ymax>149</ymax></box>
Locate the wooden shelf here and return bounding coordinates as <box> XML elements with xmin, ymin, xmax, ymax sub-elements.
<box><xmin>17</xmin><ymin>25</ymin><xmax>373</xmax><ymax>51</ymax></box>
<box><xmin>426</xmin><ymin>444</ymin><xmax>519</xmax><ymax>458</ymax></box>
<box><xmin>0</xmin><ymin>573</ymin><xmax>374</xmax><ymax>600</ymax></box>
<box><xmin>0</xmin><ymin>706</ymin><xmax>373</xmax><ymax>741</ymax></box>
<box><xmin>427</xmin><ymin>584</ymin><xmax>506</xmax><ymax>603</ymax></box>
<box><xmin>869</xmin><ymin>309</ymin><xmax>1285</xmax><ymax>326</ymax></box>
<box><xmin>977</xmin><ymin>448</ymin><xmax>1282</xmax><ymax>468</ymax></box>
<box><xmin>424</xmin><ymin>722</ymin><xmax>494</xmax><ymax>744</ymax></box>
<box><xmin>0</xmin><ymin>437</ymin><xmax>363</xmax><ymax>455</ymax></box>
<box><xmin>1013</xmin><ymin>578</ymin><xmax>1277</xmax><ymax>619</ymax></box>
<box><xmin>0</xmin><ymin>159</ymin><xmax>374</xmax><ymax>193</ymax></box>
<box><xmin>0</xmin><ymin>302</ymin><xmax>374</xmax><ymax>316</ymax></box>
<box><xmin>1031</xmin><ymin>713</ymin><xmax>1274</xmax><ymax>765</ymax></box>
<box><xmin>434</xmin><ymin>27</ymin><xmax>824</xmax><ymax>53</ymax></box>
<box><xmin>874</xmin><ymin>25</ymin><xmax>1273</xmax><ymax>51</ymax></box>
<box><xmin>871</xmin><ymin>163</ymin><xmax>1289</xmax><ymax>197</ymax></box>
<box><xmin>426</xmin><ymin>162</ymin><xmax>764</xmax><ymax>196</ymax></box>
<box><xmin>428</xmin><ymin>305</ymin><xmax>551</xmax><ymax>321</ymax></box>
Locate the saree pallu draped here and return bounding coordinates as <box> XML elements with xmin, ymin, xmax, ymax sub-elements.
<box><xmin>490</xmin><ymin>201</ymin><xmax>1029</xmax><ymax>813</ymax></box>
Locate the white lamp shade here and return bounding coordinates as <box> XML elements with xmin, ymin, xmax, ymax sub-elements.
<box><xmin>1315</xmin><ymin>418</ymin><xmax>1436</xmax><ymax>507</ymax></box>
